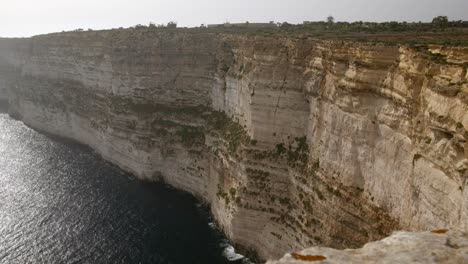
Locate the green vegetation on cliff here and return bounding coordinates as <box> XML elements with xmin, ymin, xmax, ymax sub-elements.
<box><xmin>206</xmin><ymin>111</ymin><xmax>251</xmax><ymax>154</ymax></box>
<box><xmin>109</xmin><ymin>95</ymin><xmax>251</xmax><ymax>151</ymax></box>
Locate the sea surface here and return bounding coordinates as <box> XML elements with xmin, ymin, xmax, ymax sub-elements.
<box><xmin>0</xmin><ymin>113</ymin><xmax>249</xmax><ymax>264</ymax></box>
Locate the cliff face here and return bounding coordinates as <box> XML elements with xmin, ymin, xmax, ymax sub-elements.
<box><xmin>0</xmin><ymin>40</ymin><xmax>18</xmax><ymax>103</ymax></box>
<box><xmin>0</xmin><ymin>30</ymin><xmax>467</xmax><ymax>261</ymax></box>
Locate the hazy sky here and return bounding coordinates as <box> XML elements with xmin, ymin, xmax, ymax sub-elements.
<box><xmin>1</xmin><ymin>0</ymin><xmax>467</xmax><ymax>37</ymax></box>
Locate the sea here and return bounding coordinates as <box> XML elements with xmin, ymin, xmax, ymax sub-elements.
<box><xmin>0</xmin><ymin>113</ymin><xmax>251</xmax><ymax>264</ymax></box>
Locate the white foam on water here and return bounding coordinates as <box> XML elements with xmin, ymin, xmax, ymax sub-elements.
<box><xmin>209</xmin><ymin>222</ymin><xmax>255</xmax><ymax>263</ymax></box>
<box><xmin>222</xmin><ymin>245</ymin><xmax>245</xmax><ymax>261</ymax></box>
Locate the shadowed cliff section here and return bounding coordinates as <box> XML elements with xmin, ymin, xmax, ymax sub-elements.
<box><xmin>0</xmin><ymin>28</ymin><xmax>467</xmax><ymax>261</ymax></box>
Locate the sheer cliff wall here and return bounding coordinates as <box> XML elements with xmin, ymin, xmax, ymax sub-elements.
<box><xmin>0</xmin><ymin>30</ymin><xmax>467</xmax><ymax>260</ymax></box>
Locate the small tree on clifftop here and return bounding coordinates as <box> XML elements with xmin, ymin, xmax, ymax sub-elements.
<box><xmin>432</xmin><ymin>16</ymin><xmax>448</xmax><ymax>26</ymax></box>
<box><xmin>167</xmin><ymin>21</ymin><xmax>178</xmax><ymax>28</ymax></box>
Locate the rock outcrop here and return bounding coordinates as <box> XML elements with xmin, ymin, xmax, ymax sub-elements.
<box><xmin>267</xmin><ymin>230</ymin><xmax>468</xmax><ymax>264</ymax></box>
<box><xmin>0</xmin><ymin>29</ymin><xmax>467</xmax><ymax>261</ymax></box>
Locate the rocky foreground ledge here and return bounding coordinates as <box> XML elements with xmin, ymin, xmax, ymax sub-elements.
<box><xmin>267</xmin><ymin>230</ymin><xmax>468</xmax><ymax>264</ymax></box>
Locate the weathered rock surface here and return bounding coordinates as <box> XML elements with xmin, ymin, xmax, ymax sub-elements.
<box><xmin>267</xmin><ymin>230</ymin><xmax>468</xmax><ymax>264</ymax></box>
<box><xmin>0</xmin><ymin>29</ymin><xmax>467</xmax><ymax>261</ymax></box>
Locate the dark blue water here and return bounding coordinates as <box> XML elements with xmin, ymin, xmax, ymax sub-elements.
<box><xmin>0</xmin><ymin>114</ymin><xmax>249</xmax><ymax>264</ymax></box>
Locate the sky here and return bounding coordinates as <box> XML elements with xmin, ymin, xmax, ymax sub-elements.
<box><xmin>1</xmin><ymin>0</ymin><xmax>467</xmax><ymax>37</ymax></box>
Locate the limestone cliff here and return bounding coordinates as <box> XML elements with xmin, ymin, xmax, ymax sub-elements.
<box><xmin>0</xmin><ymin>29</ymin><xmax>467</xmax><ymax>261</ymax></box>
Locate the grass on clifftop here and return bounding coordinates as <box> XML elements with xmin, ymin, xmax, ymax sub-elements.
<box><xmin>53</xmin><ymin>19</ymin><xmax>468</xmax><ymax>47</ymax></box>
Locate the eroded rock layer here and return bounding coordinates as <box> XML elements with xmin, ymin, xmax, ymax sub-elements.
<box><xmin>0</xmin><ymin>30</ymin><xmax>467</xmax><ymax>260</ymax></box>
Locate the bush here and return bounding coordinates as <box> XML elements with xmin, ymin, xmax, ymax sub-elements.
<box><xmin>167</xmin><ymin>21</ymin><xmax>177</xmax><ymax>28</ymax></box>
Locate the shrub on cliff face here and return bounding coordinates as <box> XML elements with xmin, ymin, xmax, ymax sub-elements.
<box><xmin>206</xmin><ymin>111</ymin><xmax>250</xmax><ymax>155</ymax></box>
<box><xmin>287</xmin><ymin>137</ymin><xmax>309</xmax><ymax>165</ymax></box>
<box><xmin>272</xmin><ymin>137</ymin><xmax>310</xmax><ymax>169</ymax></box>
<box><xmin>250</xmin><ymin>136</ymin><xmax>311</xmax><ymax>172</ymax></box>
<box><xmin>275</xmin><ymin>143</ymin><xmax>287</xmax><ymax>157</ymax></box>
<box><xmin>176</xmin><ymin>126</ymin><xmax>205</xmax><ymax>147</ymax></box>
